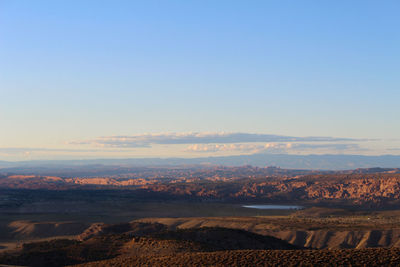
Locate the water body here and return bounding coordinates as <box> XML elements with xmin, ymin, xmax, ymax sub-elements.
<box><xmin>242</xmin><ymin>204</ymin><xmax>304</xmax><ymax>210</ymax></box>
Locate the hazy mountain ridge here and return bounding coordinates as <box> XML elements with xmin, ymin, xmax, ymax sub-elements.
<box><xmin>1</xmin><ymin>153</ymin><xmax>400</xmax><ymax>170</ymax></box>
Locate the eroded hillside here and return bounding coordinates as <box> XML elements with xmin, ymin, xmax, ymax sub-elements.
<box><xmin>2</xmin><ymin>169</ymin><xmax>400</xmax><ymax>206</ymax></box>
<box><xmin>138</xmin><ymin>210</ymin><xmax>400</xmax><ymax>249</ymax></box>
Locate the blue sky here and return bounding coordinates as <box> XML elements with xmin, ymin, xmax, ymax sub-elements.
<box><xmin>0</xmin><ymin>0</ymin><xmax>399</xmax><ymax>160</ymax></box>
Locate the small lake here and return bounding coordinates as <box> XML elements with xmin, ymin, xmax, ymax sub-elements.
<box><xmin>242</xmin><ymin>204</ymin><xmax>304</xmax><ymax>210</ymax></box>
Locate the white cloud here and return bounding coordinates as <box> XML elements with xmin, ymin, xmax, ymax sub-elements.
<box><xmin>185</xmin><ymin>143</ymin><xmax>362</xmax><ymax>154</ymax></box>
<box><xmin>185</xmin><ymin>143</ymin><xmax>270</xmax><ymax>153</ymax></box>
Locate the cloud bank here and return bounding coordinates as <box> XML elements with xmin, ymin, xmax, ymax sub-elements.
<box><xmin>69</xmin><ymin>132</ymin><xmax>359</xmax><ymax>148</ymax></box>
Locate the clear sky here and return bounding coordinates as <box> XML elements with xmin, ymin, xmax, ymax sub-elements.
<box><xmin>1</xmin><ymin>0</ymin><xmax>399</xmax><ymax>161</ymax></box>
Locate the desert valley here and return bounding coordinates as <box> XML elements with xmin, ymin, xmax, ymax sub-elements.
<box><xmin>1</xmin><ymin>165</ymin><xmax>400</xmax><ymax>266</ymax></box>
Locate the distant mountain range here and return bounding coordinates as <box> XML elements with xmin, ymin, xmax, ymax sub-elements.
<box><xmin>1</xmin><ymin>153</ymin><xmax>400</xmax><ymax>170</ymax></box>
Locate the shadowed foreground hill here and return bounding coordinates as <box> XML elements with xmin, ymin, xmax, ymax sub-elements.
<box><xmin>2</xmin><ymin>221</ymin><xmax>400</xmax><ymax>266</ymax></box>
<box><xmin>0</xmin><ymin>222</ymin><xmax>297</xmax><ymax>267</ymax></box>
<box><xmin>151</xmin><ymin>227</ymin><xmax>298</xmax><ymax>251</ymax></box>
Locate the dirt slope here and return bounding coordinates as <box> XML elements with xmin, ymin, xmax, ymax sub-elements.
<box><xmin>74</xmin><ymin>248</ymin><xmax>400</xmax><ymax>267</ymax></box>
<box><xmin>6</xmin><ymin>221</ymin><xmax>90</xmax><ymax>240</ymax></box>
